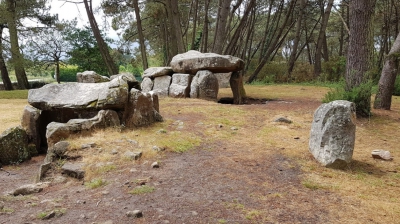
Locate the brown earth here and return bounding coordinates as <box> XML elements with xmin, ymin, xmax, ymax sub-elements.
<box><xmin>1</xmin><ymin>85</ymin><xmax>399</xmax><ymax>224</ymax></box>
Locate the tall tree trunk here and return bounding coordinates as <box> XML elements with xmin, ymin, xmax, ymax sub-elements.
<box><xmin>166</xmin><ymin>0</ymin><xmax>185</xmax><ymax>57</ymax></box>
<box><xmin>212</xmin><ymin>0</ymin><xmax>231</xmax><ymax>54</ymax></box>
<box><xmin>201</xmin><ymin>0</ymin><xmax>210</xmax><ymax>52</ymax></box>
<box><xmin>374</xmin><ymin>31</ymin><xmax>400</xmax><ymax>110</ymax></box>
<box><xmin>190</xmin><ymin>0</ymin><xmax>199</xmax><ymax>50</ymax></box>
<box><xmin>6</xmin><ymin>0</ymin><xmax>29</xmax><ymax>89</ymax></box>
<box><xmin>345</xmin><ymin>0</ymin><xmax>376</xmax><ymax>117</ymax></box>
<box><xmin>288</xmin><ymin>0</ymin><xmax>307</xmax><ymax>78</ymax></box>
<box><xmin>314</xmin><ymin>0</ymin><xmax>334</xmax><ymax>78</ymax></box>
<box><xmin>83</xmin><ymin>0</ymin><xmax>118</xmax><ymax>76</ymax></box>
<box><xmin>133</xmin><ymin>0</ymin><xmax>148</xmax><ymax>69</ymax></box>
<box><xmin>0</xmin><ymin>25</ymin><xmax>13</xmax><ymax>90</ymax></box>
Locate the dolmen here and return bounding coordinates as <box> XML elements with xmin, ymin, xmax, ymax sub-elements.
<box><xmin>141</xmin><ymin>50</ymin><xmax>246</xmax><ymax>104</ymax></box>
<box><xmin>0</xmin><ymin>73</ymin><xmax>162</xmax><ymax>166</ymax></box>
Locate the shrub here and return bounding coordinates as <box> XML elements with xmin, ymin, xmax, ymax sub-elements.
<box><xmin>323</xmin><ymin>80</ymin><xmax>373</xmax><ymax>117</ymax></box>
<box><xmin>59</xmin><ymin>65</ymin><xmax>79</xmax><ymax>82</ymax></box>
<box><xmin>321</xmin><ymin>56</ymin><xmax>346</xmax><ymax>82</ymax></box>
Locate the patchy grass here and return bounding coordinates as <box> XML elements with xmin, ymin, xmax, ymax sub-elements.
<box><xmin>0</xmin><ymin>99</ymin><xmax>27</xmax><ymax>133</ymax></box>
<box><xmin>129</xmin><ymin>185</ymin><xmax>155</xmax><ymax>195</ymax></box>
<box><xmin>84</xmin><ymin>178</ymin><xmax>107</xmax><ymax>189</ymax></box>
<box><xmin>0</xmin><ymin>90</ymin><xmax>28</xmax><ymax>99</ymax></box>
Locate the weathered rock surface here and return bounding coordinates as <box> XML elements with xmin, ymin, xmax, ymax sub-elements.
<box><xmin>170</xmin><ymin>50</ymin><xmax>245</xmax><ymax>74</ymax></box>
<box><xmin>371</xmin><ymin>150</ymin><xmax>393</xmax><ymax>160</ymax></box>
<box><xmin>309</xmin><ymin>100</ymin><xmax>356</xmax><ymax>168</ymax></box>
<box><xmin>12</xmin><ymin>182</ymin><xmax>49</xmax><ymax>196</ymax></box>
<box><xmin>61</xmin><ymin>162</ymin><xmax>85</xmax><ymax>179</ymax></box>
<box><xmin>46</xmin><ymin>110</ymin><xmax>120</xmax><ymax>152</ymax></box>
<box><xmin>110</xmin><ymin>73</ymin><xmax>141</xmax><ymax>90</ymax></box>
<box><xmin>190</xmin><ymin>70</ymin><xmax>219</xmax><ymax>101</ymax></box>
<box><xmin>0</xmin><ymin>126</ymin><xmax>30</xmax><ymax>165</ymax></box>
<box><xmin>141</xmin><ymin>77</ymin><xmax>154</xmax><ymax>93</ymax></box>
<box><xmin>153</xmin><ymin>76</ymin><xmax>171</xmax><ymax>97</ymax></box>
<box><xmin>142</xmin><ymin>67</ymin><xmax>173</xmax><ymax>78</ymax></box>
<box><xmin>28</xmin><ymin>76</ymin><xmax>129</xmax><ymax>111</ymax></box>
<box><xmin>124</xmin><ymin>151</ymin><xmax>142</xmax><ymax>160</ymax></box>
<box><xmin>215</xmin><ymin>72</ymin><xmax>231</xmax><ymax>88</ymax></box>
<box><xmin>169</xmin><ymin>73</ymin><xmax>191</xmax><ymax>98</ymax></box>
<box><xmin>123</xmin><ymin>89</ymin><xmax>163</xmax><ymax>128</ymax></box>
<box><xmin>21</xmin><ymin>105</ymin><xmax>43</xmax><ymax>153</ymax></box>
<box><xmin>53</xmin><ymin>141</ymin><xmax>70</xmax><ymax>157</ymax></box>
<box><xmin>77</xmin><ymin>71</ymin><xmax>110</xmax><ymax>83</ymax></box>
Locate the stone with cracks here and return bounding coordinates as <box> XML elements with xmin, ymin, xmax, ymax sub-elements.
<box><xmin>142</xmin><ymin>67</ymin><xmax>173</xmax><ymax>78</ymax></box>
<box><xmin>215</xmin><ymin>72</ymin><xmax>231</xmax><ymax>88</ymax></box>
<box><xmin>45</xmin><ymin>110</ymin><xmax>120</xmax><ymax>162</ymax></box>
<box><xmin>123</xmin><ymin>89</ymin><xmax>163</xmax><ymax>128</ymax></box>
<box><xmin>309</xmin><ymin>100</ymin><xmax>356</xmax><ymax>168</ymax></box>
<box><xmin>170</xmin><ymin>50</ymin><xmax>245</xmax><ymax>74</ymax></box>
<box><xmin>12</xmin><ymin>182</ymin><xmax>49</xmax><ymax>196</ymax></box>
<box><xmin>0</xmin><ymin>126</ymin><xmax>30</xmax><ymax>165</ymax></box>
<box><xmin>61</xmin><ymin>162</ymin><xmax>85</xmax><ymax>179</ymax></box>
<box><xmin>28</xmin><ymin>76</ymin><xmax>129</xmax><ymax>111</ymax></box>
<box><xmin>169</xmin><ymin>73</ymin><xmax>191</xmax><ymax>98</ymax></box>
<box><xmin>141</xmin><ymin>77</ymin><xmax>154</xmax><ymax>93</ymax></box>
<box><xmin>110</xmin><ymin>73</ymin><xmax>141</xmax><ymax>90</ymax></box>
<box><xmin>190</xmin><ymin>70</ymin><xmax>219</xmax><ymax>101</ymax></box>
<box><xmin>21</xmin><ymin>105</ymin><xmax>43</xmax><ymax>153</ymax></box>
<box><xmin>77</xmin><ymin>71</ymin><xmax>110</xmax><ymax>83</ymax></box>
<box><xmin>153</xmin><ymin>76</ymin><xmax>171</xmax><ymax>97</ymax></box>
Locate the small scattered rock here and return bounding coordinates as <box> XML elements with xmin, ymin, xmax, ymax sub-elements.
<box><xmin>41</xmin><ymin>210</ymin><xmax>56</xmax><ymax>220</ymax></box>
<box><xmin>53</xmin><ymin>141</ymin><xmax>70</xmax><ymax>157</ymax></box>
<box><xmin>218</xmin><ymin>124</ymin><xmax>223</xmax><ymax>128</ymax></box>
<box><xmin>130</xmin><ymin>168</ymin><xmax>138</xmax><ymax>172</ymax></box>
<box><xmin>124</xmin><ymin>151</ymin><xmax>142</xmax><ymax>160</ymax></box>
<box><xmin>372</xmin><ymin>150</ymin><xmax>393</xmax><ymax>161</ymax></box>
<box><xmin>151</xmin><ymin>162</ymin><xmax>160</xmax><ymax>168</ymax></box>
<box><xmin>157</xmin><ymin>129</ymin><xmax>167</xmax><ymax>134</ymax></box>
<box><xmin>152</xmin><ymin>146</ymin><xmax>165</xmax><ymax>152</ymax></box>
<box><xmin>38</xmin><ymin>162</ymin><xmax>51</xmax><ymax>181</ymax></box>
<box><xmin>81</xmin><ymin>142</ymin><xmax>96</xmax><ymax>149</ymax></box>
<box><xmin>231</xmin><ymin>127</ymin><xmax>238</xmax><ymax>131</ymax></box>
<box><xmin>128</xmin><ymin>139</ymin><xmax>138</xmax><ymax>145</ymax></box>
<box><xmin>0</xmin><ymin>201</ymin><xmax>4</xmax><ymax>210</ymax></box>
<box><xmin>76</xmin><ymin>200</ymin><xmax>86</xmax><ymax>204</ymax></box>
<box><xmin>61</xmin><ymin>162</ymin><xmax>85</xmax><ymax>179</ymax></box>
<box><xmin>12</xmin><ymin>182</ymin><xmax>49</xmax><ymax>196</ymax></box>
<box><xmin>126</xmin><ymin>210</ymin><xmax>143</xmax><ymax>218</ymax></box>
<box><xmin>274</xmin><ymin>117</ymin><xmax>292</xmax><ymax>124</ymax></box>
<box><xmin>191</xmin><ymin>211</ymin><xmax>198</xmax><ymax>216</ymax></box>
<box><xmin>110</xmin><ymin>149</ymin><xmax>118</xmax><ymax>155</ymax></box>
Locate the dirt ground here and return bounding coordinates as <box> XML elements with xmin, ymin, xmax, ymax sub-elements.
<box><xmin>1</xmin><ymin>85</ymin><xmax>399</xmax><ymax>223</ymax></box>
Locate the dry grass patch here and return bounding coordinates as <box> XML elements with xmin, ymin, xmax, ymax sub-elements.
<box><xmin>0</xmin><ymin>99</ymin><xmax>27</xmax><ymax>133</ymax></box>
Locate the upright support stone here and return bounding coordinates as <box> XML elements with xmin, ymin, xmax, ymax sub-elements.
<box><xmin>229</xmin><ymin>71</ymin><xmax>246</xmax><ymax>104</ymax></box>
<box><xmin>309</xmin><ymin>100</ymin><xmax>356</xmax><ymax>168</ymax></box>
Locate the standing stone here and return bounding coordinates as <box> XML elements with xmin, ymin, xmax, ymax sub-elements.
<box><xmin>190</xmin><ymin>70</ymin><xmax>219</xmax><ymax>101</ymax></box>
<box><xmin>0</xmin><ymin>126</ymin><xmax>30</xmax><ymax>165</ymax></box>
<box><xmin>123</xmin><ymin>89</ymin><xmax>163</xmax><ymax>128</ymax></box>
<box><xmin>214</xmin><ymin>72</ymin><xmax>231</xmax><ymax>88</ymax></box>
<box><xmin>169</xmin><ymin>73</ymin><xmax>191</xmax><ymax>98</ymax></box>
<box><xmin>77</xmin><ymin>71</ymin><xmax>110</xmax><ymax>83</ymax></box>
<box><xmin>141</xmin><ymin>77</ymin><xmax>154</xmax><ymax>93</ymax></box>
<box><xmin>142</xmin><ymin>67</ymin><xmax>173</xmax><ymax>78</ymax></box>
<box><xmin>21</xmin><ymin>105</ymin><xmax>43</xmax><ymax>153</ymax></box>
<box><xmin>309</xmin><ymin>100</ymin><xmax>356</xmax><ymax>168</ymax></box>
<box><xmin>153</xmin><ymin>76</ymin><xmax>172</xmax><ymax>97</ymax></box>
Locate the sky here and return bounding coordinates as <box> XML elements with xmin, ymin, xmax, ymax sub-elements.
<box><xmin>49</xmin><ymin>1</ymin><xmax>119</xmax><ymax>40</ymax></box>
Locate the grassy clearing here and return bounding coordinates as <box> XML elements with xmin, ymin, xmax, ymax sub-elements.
<box><xmin>1</xmin><ymin>85</ymin><xmax>400</xmax><ymax>223</ymax></box>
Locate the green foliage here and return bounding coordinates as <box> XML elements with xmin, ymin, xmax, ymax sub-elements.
<box><xmin>65</xmin><ymin>26</ymin><xmax>111</xmax><ymax>75</ymax></box>
<box><xmin>321</xmin><ymin>56</ymin><xmax>346</xmax><ymax>82</ymax></box>
<box><xmin>0</xmin><ymin>90</ymin><xmax>28</xmax><ymax>99</ymax></box>
<box><xmin>119</xmin><ymin>64</ymin><xmax>142</xmax><ymax>81</ymax></box>
<box><xmin>323</xmin><ymin>81</ymin><xmax>373</xmax><ymax>117</ymax></box>
<box><xmin>393</xmin><ymin>75</ymin><xmax>400</xmax><ymax>96</ymax></box>
<box><xmin>59</xmin><ymin>65</ymin><xmax>79</xmax><ymax>82</ymax></box>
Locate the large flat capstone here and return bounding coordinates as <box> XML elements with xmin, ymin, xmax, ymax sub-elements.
<box><xmin>28</xmin><ymin>76</ymin><xmax>129</xmax><ymax>111</ymax></box>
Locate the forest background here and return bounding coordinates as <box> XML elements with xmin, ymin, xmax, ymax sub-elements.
<box><xmin>0</xmin><ymin>0</ymin><xmax>400</xmax><ymax>115</ymax></box>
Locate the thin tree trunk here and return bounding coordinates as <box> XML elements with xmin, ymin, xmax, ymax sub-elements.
<box><xmin>55</xmin><ymin>61</ymin><xmax>60</xmax><ymax>84</ymax></box>
<box><xmin>374</xmin><ymin>31</ymin><xmax>400</xmax><ymax>110</ymax></box>
<box><xmin>0</xmin><ymin>25</ymin><xmax>13</xmax><ymax>90</ymax></box>
<box><xmin>314</xmin><ymin>0</ymin><xmax>334</xmax><ymax>78</ymax></box>
<box><xmin>191</xmin><ymin>0</ymin><xmax>199</xmax><ymax>50</ymax></box>
<box><xmin>288</xmin><ymin>0</ymin><xmax>306</xmax><ymax>78</ymax></box>
<box><xmin>6</xmin><ymin>0</ymin><xmax>29</xmax><ymax>89</ymax></box>
<box><xmin>83</xmin><ymin>0</ymin><xmax>118</xmax><ymax>75</ymax></box>
<box><xmin>201</xmin><ymin>0</ymin><xmax>210</xmax><ymax>52</ymax></box>
<box><xmin>133</xmin><ymin>0</ymin><xmax>148</xmax><ymax>69</ymax></box>
<box><xmin>212</xmin><ymin>0</ymin><xmax>231</xmax><ymax>54</ymax></box>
